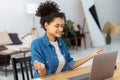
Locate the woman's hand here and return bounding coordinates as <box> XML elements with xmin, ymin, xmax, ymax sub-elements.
<box><xmin>34</xmin><ymin>60</ymin><xmax>46</xmax><ymax>77</ymax></box>
<box><xmin>90</xmin><ymin>48</ymin><xmax>104</xmax><ymax>58</ymax></box>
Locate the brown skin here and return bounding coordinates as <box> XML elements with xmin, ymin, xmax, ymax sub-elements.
<box><xmin>34</xmin><ymin>17</ymin><xmax>104</xmax><ymax>77</ymax></box>
<box><xmin>70</xmin><ymin>48</ymin><xmax>104</xmax><ymax>70</ymax></box>
<box><xmin>45</xmin><ymin>17</ymin><xmax>64</xmax><ymax>41</ymax></box>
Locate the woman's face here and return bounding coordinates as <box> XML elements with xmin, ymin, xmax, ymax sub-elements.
<box><xmin>45</xmin><ymin>17</ymin><xmax>64</xmax><ymax>38</ymax></box>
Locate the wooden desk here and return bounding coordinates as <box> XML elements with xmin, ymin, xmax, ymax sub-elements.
<box><xmin>32</xmin><ymin>62</ymin><xmax>120</xmax><ymax>80</ymax></box>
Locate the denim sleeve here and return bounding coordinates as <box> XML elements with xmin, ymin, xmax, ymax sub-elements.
<box><xmin>65</xmin><ymin>51</ymin><xmax>75</xmax><ymax>70</ymax></box>
<box><xmin>61</xmin><ymin>39</ymin><xmax>75</xmax><ymax>70</ymax></box>
<box><xmin>31</xmin><ymin>40</ymin><xmax>45</xmax><ymax>65</ymax></box>
<box><xmin>31</xmin><ymin>40</ymin><xmax>47</xmax><ymax>78</ymax></box>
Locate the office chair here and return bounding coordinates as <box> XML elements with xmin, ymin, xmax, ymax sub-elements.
<box><xmin>12</xmin><ymin>56</ymin><xmax>33</xmax><ymax>80</ymax></box>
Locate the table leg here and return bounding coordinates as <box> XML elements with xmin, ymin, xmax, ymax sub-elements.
<box><xmin>24</xmin><ymin>52</ymin><xmax>26</xmax><ymax>57</ymax></box>
<box><xmin>4</xmin><ymin>55</ymin><xmax>7</xmax><ymax>77</ymax></box>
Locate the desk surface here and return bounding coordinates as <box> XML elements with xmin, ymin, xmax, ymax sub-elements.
<box><xmin>32</xmin><ymin>62</ymin><xmax>120</xmax><ymax>80</ymax></box>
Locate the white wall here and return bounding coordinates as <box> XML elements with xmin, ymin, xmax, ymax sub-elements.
<box><xmin>0</xmin><ymin>0</ymin><xmax>46</xmax><ymax>36</ymax></box>
<box><xmin>94</xmin><ymin>0</ymin><xmax>120</xmax><ymax>28</ymax></box>
<box><xmin>0</xmin><ymin>0</ymin><xmax>120</xmax><ymax>37</ymax></box>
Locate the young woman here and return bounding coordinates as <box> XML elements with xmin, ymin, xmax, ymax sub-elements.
<box><xmin>31</xmin><ymin>1</ymin><xmax>104</xmax><ymax>78</ymax></box>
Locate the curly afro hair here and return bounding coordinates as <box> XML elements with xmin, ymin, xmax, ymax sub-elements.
<box><xmin>35</xmin><ymin>1</ymin><xmax>66</xmax><ymax>30</ymax></box>
<box><xmin>36</xmin><ymin>1</ymin><xmax>60</xmax><ymax>17</ymax></box>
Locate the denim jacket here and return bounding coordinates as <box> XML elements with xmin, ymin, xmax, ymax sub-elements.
<box><xmin>31</xmin><ymin>34</ymin><xmax>74</xmax><ymax>78</ymax></box>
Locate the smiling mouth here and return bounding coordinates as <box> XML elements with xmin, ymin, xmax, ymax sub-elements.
<box><xmin>58</xmin><ymin>32</ymin><xmax>62</xmax><ymax>35</ymax></box>
<box><xmin>56</xmin><ymin>31</ymin><xmax>62</xmax><ymax>34</ymax></box>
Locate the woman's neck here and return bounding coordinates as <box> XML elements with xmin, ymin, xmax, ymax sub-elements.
<box><xmin>46</xmin><ymin>33</ymin><xmax>56</xmax><ymax>42</ymax></box>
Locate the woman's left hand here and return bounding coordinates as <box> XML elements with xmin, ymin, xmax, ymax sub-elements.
<box><xmin>91</xmin><ymin>48</ymin><xmax>104</xmax><ymax>58</ymax></box>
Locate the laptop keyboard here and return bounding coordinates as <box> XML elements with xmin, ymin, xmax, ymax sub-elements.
<box><xmin>68</xmin><ymin>73</ymin><xmax>90</xmax><ymax>80</ymax></box>
<box><xmin>68</xmin><ymin>76</ymin><xmax>89</xmax><ymax>80</ymax></box>
<box><xmin>79</xmin><ymin>77</ymin><xmax>89</xmax><ymax>80</ymax></box>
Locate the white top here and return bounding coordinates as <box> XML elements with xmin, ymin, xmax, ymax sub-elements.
<box><xmin>50</xmin><ymin>41</ymin><xmax>65</xmax><ymax>73</ymax></box>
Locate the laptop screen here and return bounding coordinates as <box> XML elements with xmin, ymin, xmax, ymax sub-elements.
<box><xmin>68</xmin><ymin>51</ymin><xmax>118</xmax><ymax>80</ymax></box>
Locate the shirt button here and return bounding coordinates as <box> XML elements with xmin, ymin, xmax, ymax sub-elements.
<box><xmin>46</xmin><ymin>61</ymin><xmax>49</xmax><ymax>63</ymax></box>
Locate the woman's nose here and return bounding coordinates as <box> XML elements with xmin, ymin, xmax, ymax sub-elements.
<box><xmin>59</xmin><ymin>26</ymin><xmax>63</xmax><ymax>31</ymax></box>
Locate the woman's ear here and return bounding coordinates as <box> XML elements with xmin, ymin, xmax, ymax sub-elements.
<box><xmin>44</xmin><ymin>22</ymin><xmax>48</xmax><ymax>30</ymax></box>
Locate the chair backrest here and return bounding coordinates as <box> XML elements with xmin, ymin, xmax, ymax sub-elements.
<box><xmin>12</xmin><ymin>56</ymin><xmax>33</xmax><ymax>80</ymax></box>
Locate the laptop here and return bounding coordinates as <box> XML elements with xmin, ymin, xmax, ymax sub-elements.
<box><xmin>68</xmin><ymin>51</ymin><xmax>118</xmax><ymax>80</ymax></box>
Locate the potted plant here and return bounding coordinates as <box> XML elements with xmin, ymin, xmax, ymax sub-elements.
<box><xmin>103</xmin><ymin>22</ymin><xmax>112</xmax><ymax>44</ymax></box>
<box><xmin>61</xmin><ymin>20</ymin><xmax>81</xmax><ymax>48</ymax></box>
<box><xmin>61</xmin><ymin>20</ymin><xmax>73</xmax><ymax>48</ymax></box>
<box><xmin>103</xmin><ymin>21</ymin><xmax>120</xmax><ymax>44</ymax></box>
